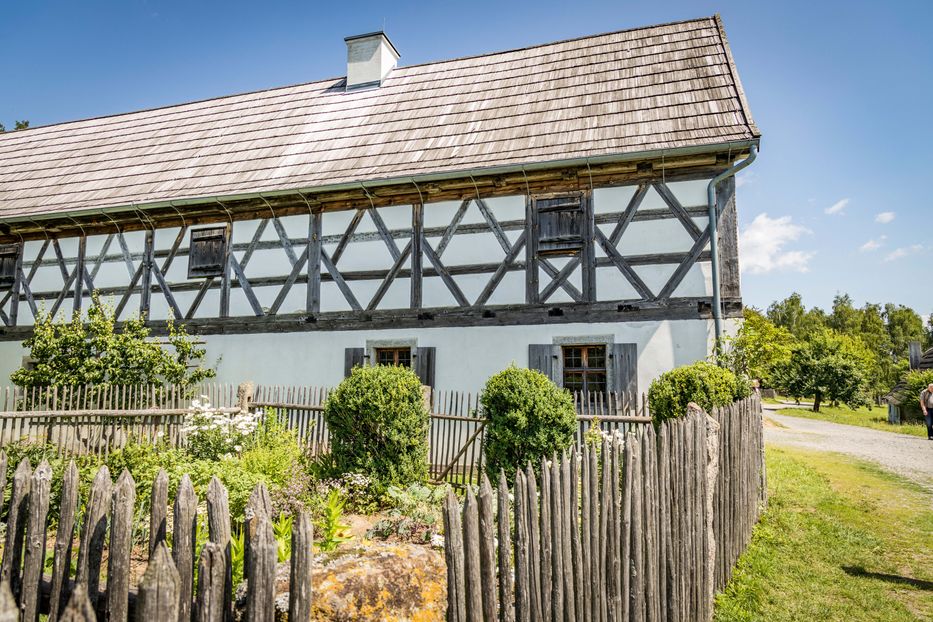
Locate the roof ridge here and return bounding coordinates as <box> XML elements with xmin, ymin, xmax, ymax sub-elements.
<box><xmin>1</xmin><ymin>15</ymin><xmax>717</xmax><ymax>137</ymax></box>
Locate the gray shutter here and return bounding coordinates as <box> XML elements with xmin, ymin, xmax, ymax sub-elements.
<box><xmin>529</xmin><ymin>344</ymin><xmax>563</xmax><ymax>386</ymax></box>
<box><xmin>414</xmin><ymin>347</ymin><xmax>436</xmax><ymax>387</ymax></box>
<box><xmin>611</xmin><ymin>343</ymin><xmax>638</xmax><ymax>395</ymax></box>
<box><xmin>344</xmin><ymin>347</ymin><xmax>365</xmax><ymax>377</ymax></box>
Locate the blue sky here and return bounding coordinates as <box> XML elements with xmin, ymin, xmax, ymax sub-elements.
<box><xmin>2</xmin><ymin>0</ymin><xmax>931</xmax><ymax>318</ymax></box>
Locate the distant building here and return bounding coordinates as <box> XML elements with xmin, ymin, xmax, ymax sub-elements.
<box><xmin>0</xmin><ymin>15</ymin><xmax>760</xmax><ymax>393</ymax></box>
<box><xmin>885</xmin><ymin>341</ymin><xmax>933</xmax><ymax>422</ymax></box>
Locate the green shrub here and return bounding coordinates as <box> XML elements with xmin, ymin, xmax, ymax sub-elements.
<box><xmin>895</xmin><ymin>370</ymin><xmax>933</xmax><ymax>421</ymax></box>
<box><xmin>323</xmin><ymin>365</ymin><xmax>429</xmax><ymax>489</ymax></box>
<box><xmin>648</xmin><ymin>361</ymin><xmax>749</xmax><ymax>423</ymax></box>
<box><xmin>482</xmin><ymin>366</ymin><xmax>576</xmax><ymax>483</ymax></box>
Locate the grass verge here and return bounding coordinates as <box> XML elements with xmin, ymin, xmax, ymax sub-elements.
<box><xmin>714</xmin><ymin>447</ymin><xmax>933</xmax><ymax>622</ymax></box>
<box><xmin>776</xmin><ymin>403</ymin><xmax>928</xmax><ymax>438</ymax></box>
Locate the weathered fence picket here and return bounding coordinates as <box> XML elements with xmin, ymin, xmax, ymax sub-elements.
<box><xmin>444</xmin><ymin>395</ymin><xmax>765</xmax><ymax>622</ymax></box>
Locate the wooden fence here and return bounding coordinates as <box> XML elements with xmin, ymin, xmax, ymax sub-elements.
<box><xmin>443</xmin><ymin>395</ymin><xmax>765</xmax><ymax>622</ymax></box>
<box><xmin>0</xmin><ymin>383</ymin><xmax>653</xmax><ymax>486</ymax></box>
<box><xmin>0</xmin><ymin>453</ymin><xmax>310</xmax><ymax>622</ymax></box>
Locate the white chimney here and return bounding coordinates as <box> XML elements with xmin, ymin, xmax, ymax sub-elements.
<box><xmin>344</xmin><ymin>32</ymin><xmax>400</xmax><ymax>90</ymax></box>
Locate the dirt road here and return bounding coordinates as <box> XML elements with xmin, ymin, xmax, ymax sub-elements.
<box><xmin>762</xmin><ymin>404</ymin><xmax>933</xmax><ymax>492</ymax></box>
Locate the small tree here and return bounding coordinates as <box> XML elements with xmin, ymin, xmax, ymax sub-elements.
<box><xmin>482</xmin><ymin>366</ymin><xmax>576</xmax><ymax>484</ymax></box>
<box><xmin>718</xmin><ymin>308</ymin><xmax>796</xmax><ymax>387</ymax></box>
<box><xmin>11</xmin><ymin>297</ymin><xmax>215</xmax><ymax>388</ymax></box>
<box><xmin>771</xmin><ymin>331</ymin><xmax>869</xmax><ymax>412</ymax></box>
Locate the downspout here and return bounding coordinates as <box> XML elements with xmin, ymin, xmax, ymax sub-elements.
<box><xmin>707</xmin><ymin>144</ymin><xmax>758</xmax><ymax>345</ymax></box>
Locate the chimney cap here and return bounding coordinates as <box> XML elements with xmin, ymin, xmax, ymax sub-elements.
<box><xmin>344</xmin><ymin>31</ymin><xmax>401</xmax><ymax>58</ymax></box>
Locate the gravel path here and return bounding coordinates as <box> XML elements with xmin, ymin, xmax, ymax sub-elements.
<box><xmin>762</xmin><ymin>404</ymin><xmax>933</xmax><ymax>492</ymax></box>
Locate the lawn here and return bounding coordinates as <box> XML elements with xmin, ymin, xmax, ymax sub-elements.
<box><xmin>714</xmin><ymin>447</ymin><xmax>933</xmax><ymax>621</ymax></box>
<box><xmin>775</xmin><ymin>403</ymin><xmax>928</xmax><ymax>438</ymax></box>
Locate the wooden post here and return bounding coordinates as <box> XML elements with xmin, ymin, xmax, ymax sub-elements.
<box><xmin>174</xmin><ymin>475</ymin><xmax>198</xmax><ymax>622</ymax></box>
<box><xmin>237</xmin><ymin>382</ymin><xmax>255</xmax><ymax>413</ymax></box>
<box><xmin>21</xmin><ymin>461</ymin><xmax>52</xmax><ymax>622</ymax></box>
<box><xmin>195</xmin><ymin>543</ymin><xmax>225</xmax><ymax>622</ymax></box>
<box><xmin>207</xmin><ymin>478</ymin><xmax>233</xmax><ymax>622</ymax></box>
<box><xmin>107</xmin><ymin>470</ymin><xmax>136</xmax><ymax>622</ymax></box>
<box><xmin>0</xmin><ymin>459</ymin><xmax>31</xmax><ymax>599</ymax></box>
<box><xmin>59</xmin><ymin>584</ymin><xmax>96</xmax><ymax>622</ymax></box>
<box><xmin>219</xmin><ymin>222</ymin><xmax>233</xmax><ymax>318</ymax></box>
<box><xmin>137</xmin><ymin>542</ymin><xmax>180</xmax><ymax>622</ymax></box>
<box><xmin>74</xmin><ymin>236</ymin><xmax>87</xmax><ymax>313</ymax></box>
<box><xmin>140</xmin><ymin>230</ymin><xmax>155</xmax><ymax>321</ymax></box>
<box><xmin>581</xmin><ymin>192</ymin><xmax>596</xmax><ymax>301</ymax></box>
<box><xmin>463</xmin><ymin>487</ymin><xmax>483</xmax><ymax>621</ymax></box>
<box><xmin>307</xmin><ymin>211</ymin><xmax>322</xmax><ymax>313</ymax></box>
<box><xmin>76</xmin><ymin>466</ymin><xmax>112</xmax><ymax>610</ymax></box>
<box><xmin>442</xmin><ymin>490</ymin><xmax>466</xmax><ymax>622</ymax></box>
<box><xmin>524</xmin><ymin>196</ymin><xmax>539</xmax><ymax>304</ymax></box>
<box><xmin>49</xmin><ymin>461</ymin><xmax>79</xmax><ymax>622</ymax></box>
<box><xmin>150</xmin><ymin>468</ymin><xmax>169</xmax><ymax>557</ymax></box>
<box><xmin>245</xmin><ymin>514</ymin><xmax>275</xmax><ymax>622</ymax></box>
<box><xmin>0</xmin><ymin>581</ymin><xmax>16</xmax><ymax>622</ymax></box>
<box><xmin>411</xmin><ymin>202</ymin><xmax>423</xmax><ymax>309</ymax></box>
<box><xmin>9</xmin><ymin>243</ymin><xmax>23</xmax><ymax>327</ymax></box>
<box><xmin>289</xmin><ymin>512</ymin><xmax>313</xmax><ymax>622</ymax></box>
<box><xmin>496</xmin><ymin>472</ymin><xmax>515</xmax><ymax>622</ymax></box>
<box><xmin>243</xmin><ymin>483</ymin><xmax>272</xmax><ymax>581</ymax></box>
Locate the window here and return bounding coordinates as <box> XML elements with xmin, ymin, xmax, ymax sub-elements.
<box><xmin>535</xmin><ymin>194</ymin><xmax>585</xmax><ymax>256</ymax></box>
<box><xmin>0</xmin><ymin>244</ymin><xmax>19</xmax><ymax>289</ymax></box>
<box><xmin>375</xmin><ymin>347</ymin><xmax>412</xmax><ymax>367</ymax></box>
<box><xmin>188</xmin><ymin>227</ymin><xmax>229</xmax><ymax>279</ymax></box>
<box><xmin>561</xmin><ymin>344</ymin><xmax>607</xmax><ymax>394</ymax></box>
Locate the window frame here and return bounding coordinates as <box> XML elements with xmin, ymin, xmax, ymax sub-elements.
<box><xmin>561</xmin><ymin>343</ymin><xmax>608</xmax><ymax>395</ymax></box>
<box><xmin>374</xmin><ymin>346</ymin><xmax>413</xmax><ymax>368</ymax></box>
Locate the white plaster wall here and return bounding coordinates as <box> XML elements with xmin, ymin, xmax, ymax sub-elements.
<box><xmin>0</xmin><ymin>318</ymin><xmax>715</xmax><ymax>394</ymax></box>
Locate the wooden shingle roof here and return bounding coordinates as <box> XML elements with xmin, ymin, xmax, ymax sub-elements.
<box><xmin>0</xmin><ymin>15</ymin><xmax>758</xmax><ymax>223</ymax></box>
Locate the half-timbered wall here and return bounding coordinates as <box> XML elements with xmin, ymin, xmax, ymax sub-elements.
<box><xmin>0</xmin><ymin>175</ymin><xmax>741</xmax><ymax>391</ymax></box>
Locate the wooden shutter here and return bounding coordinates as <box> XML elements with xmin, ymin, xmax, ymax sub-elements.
<box><xmin>188</xmin><ymin>227</ymin><xmax>229</xmax><ymax>279</ymax></box>
<box><xmin>0</xmin><ymin>244</ymin><xmax>19</xmax><ymax>288</ymax></box>
<box><xmin>611</xmin><ymin>343</ymin><xmax>638</xmax><ymax>395</ymax></box>
<box><xmin>344</xmin><ymin>348</ymin><xmax>365</xmax><ymax>377</ymax></box>
<box><xmin>535</xmin><ymin>194</ymin><xmax>585</xmax><ymax>256</ymax></box>
<box><xmin>414</xmin><ymin>347</ymin><xmax>436</xmax><ymax>387</ymax></box>
<box><xmin>529</xmin><ymin>344</ymin><xmax>563</xmax><ymax>385</ymax></box>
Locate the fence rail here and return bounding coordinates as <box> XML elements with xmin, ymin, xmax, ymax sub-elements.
<box><xmin>0</xmin><ymin>383</ymin><xmax>652</xmax><ymax>485</ymax></box>
<box><xmin>443</xmin><ymin>396</ymin><xmax>766</xmax><ymax>622</ymax></box>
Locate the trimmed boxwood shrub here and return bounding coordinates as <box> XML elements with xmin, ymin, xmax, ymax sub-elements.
<box><xmin>648</xmin><ymin>361</ymin><xmax>749</xmax><ymax>423</ymax></box>
<box><xmin>324</xmin><ymin>365</ymin><xmax>429</xmax><ymax>489</ymax></box>
<box><xmin>482</xmin><ymin>366</ymin><xmax>576</xmax><ymax>483</ymax></box>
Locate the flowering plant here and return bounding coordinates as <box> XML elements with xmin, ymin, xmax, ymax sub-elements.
<box><xmin>181</xmin><ymin>396</ymin><xmax>261</xmax><ymax>460</ymax></box>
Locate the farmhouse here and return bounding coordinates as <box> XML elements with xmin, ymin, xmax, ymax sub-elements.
<box><xmin>0</xmin><ymin>15</ymin><xmax>759</xmax><ymax>393</ymax></box>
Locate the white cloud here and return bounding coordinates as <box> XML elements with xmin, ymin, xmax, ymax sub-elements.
<box><xmin>824</xmin><ymin>198</ymin><xmax>849</xmax><ymax>215</ymax></box>
<box><xmin>875</xmin><ymin>211</ymin><xmax>896</xmax><ymax>224</ymax></box>
<box><xmin>884</xmin><ymin>244</ymin><xmax>924</xmax><ymax>262</ymax></box>
<box><xmin>739</xmin><ymin>213</ymin><xmax>815</xmax><ymax>274</ymax></box>
<box><xmin>859</xmin><ymin>235</ymin><xmax>887</xmax><ymax>252</ymax></box>
<box><xmin>735</xmin><ymin>171</ymin><xmax>756</xmax><ymax>188</ymax></box>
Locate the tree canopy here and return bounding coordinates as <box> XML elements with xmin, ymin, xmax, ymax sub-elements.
<box><xmin>11</xmin><ymin>297</ymin><xmax>215</xmax><ymax>388</ymax></box>
<box><xmin>726</xmin><ymin>292</ymin><xmax>932</xmax><ymax>410</ymax></box>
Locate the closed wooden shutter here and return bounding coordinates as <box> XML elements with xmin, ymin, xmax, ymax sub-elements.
<box><xmin>344</xmin><ymin>348</ymin><xmax>365</xmax><ymax>377</ymax></box>
<box><xmin>611</xmin><ymin>343</ymin><xmax>638</xmax><ymax>395</ymax></box>
<box><xmin>529</xmin><ymin>344</ymin><xmax>563</xmax><ymax>385</ymax></box>
<box><xmin>414</xmin><ymin>347</ymin><xmax>436</xmax><ymax>387</ymax></box>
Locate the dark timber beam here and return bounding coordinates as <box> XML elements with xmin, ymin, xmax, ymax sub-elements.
<box><xmin>0</xmin><ymin>158</ymin><xmax>742</xmax><ymax>243</ymax></box>
<box><xmin>0</xmin><ymin>297</ymin><xmax>745</xmax><ymax>341</ymax></box>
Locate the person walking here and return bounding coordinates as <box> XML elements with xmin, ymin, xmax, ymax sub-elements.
<box><xmin>921</xmin><ymin>383</ymin><xmax>933</xmax><ymax>440</ymax></box>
